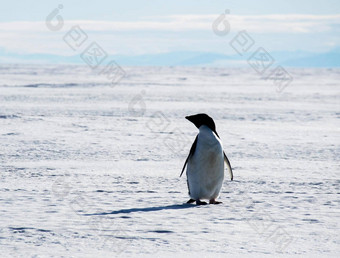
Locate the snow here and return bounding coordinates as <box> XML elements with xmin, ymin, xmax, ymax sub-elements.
<box><xmin>0</xmin><ymin>64</ymin><xmax>339</xmax><ymax>257</ymax></box>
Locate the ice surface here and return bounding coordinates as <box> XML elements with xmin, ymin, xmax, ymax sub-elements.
<box><xmin>0</xmin><ymin>64</ymin><xmax>339</xmax><ymax>257</ymax></box>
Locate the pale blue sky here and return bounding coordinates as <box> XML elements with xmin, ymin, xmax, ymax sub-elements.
<box><xmin>1</xmin><ymin>0</ymin><xmax>340</xmax><ymax>21</ymax></box>
<box><xmin>0</xmin><ymin>0</ymin><xmax>339</xmax><ymax>63</ymax></box>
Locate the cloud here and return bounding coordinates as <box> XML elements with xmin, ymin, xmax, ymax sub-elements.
<box><xmin>0</xmin><ymin>14</ymin><xmax>339</xmax><ymax>33</ymax></box>
<box><xmin>0</xmin><ymin>14</ymin><xmax>339</xmax><ymax>56</ymax></box>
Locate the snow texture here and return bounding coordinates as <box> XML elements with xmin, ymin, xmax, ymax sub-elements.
<box><xmin>0</xmin><ymin>64</ymin><xmax>339</xmax><ymax>257</ymax></box>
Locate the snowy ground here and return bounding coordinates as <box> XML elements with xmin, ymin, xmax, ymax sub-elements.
<box><xmin>0</xmin><ymin>64</ymin><xmax>339</xmax><ymax>257</ymax></box>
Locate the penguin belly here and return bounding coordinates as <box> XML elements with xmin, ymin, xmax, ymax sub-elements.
<box><xmin>186</xmin><ymin>127</ymin><xmax>224</xmax><ymax>201</ymax></box>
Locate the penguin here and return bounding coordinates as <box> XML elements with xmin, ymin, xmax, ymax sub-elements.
<box><xmin>180</xmin><ymin>113</ymin><xmax>233</xmax><ymax>205</ymax></box>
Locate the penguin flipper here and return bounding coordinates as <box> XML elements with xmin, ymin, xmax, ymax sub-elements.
<box><xmin>180</xmin><ymin>135</ymin><xmax>198</xmax><ymax>177</ymax></box>
<box><xmin>224</xmin><ymin>152</ymin><xmax>233</xmax><ymax>181</ymax></box>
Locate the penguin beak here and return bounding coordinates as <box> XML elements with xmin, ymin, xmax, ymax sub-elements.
<box><xmin>186</xmin><ymin>115</ymin><xmax>201</xmax><ymax>129</ymax></box>
<box><xmin>185</xmin><ymin>115</ymin><xmax>195</xmax><ymax>124</ymax></box>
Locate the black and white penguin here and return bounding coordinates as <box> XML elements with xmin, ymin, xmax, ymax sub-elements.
<box><xmin>180</xmin><ymin>113</ymin><xmax>233</xmax><ymax>205</ymax></box>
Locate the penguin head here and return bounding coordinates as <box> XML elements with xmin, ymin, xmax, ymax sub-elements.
<box><xmin>185</xmin><ymin>113</ymin><xmax>217</xmax><ymax>133</ymax></box>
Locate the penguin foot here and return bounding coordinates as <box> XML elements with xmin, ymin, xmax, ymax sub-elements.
<box><xmin>196</xmin><ymin>200</ymin><xmax>208</xmax><ymax>205</ymax></box>
<box><xmin>209</xmin><ymin>199</ymin><xmax>222</xmax><ymax>204</ymax></box>
<box><xmin>186</xmin><ymin>199</ymin><xmax>196</xmax><ymax>204</ymax></box>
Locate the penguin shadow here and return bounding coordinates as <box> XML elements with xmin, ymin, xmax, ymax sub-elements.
<box><xmin>84</xmin><ymin>203</ymin><xmax>196</xmax><ymax>216</ymax></box>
